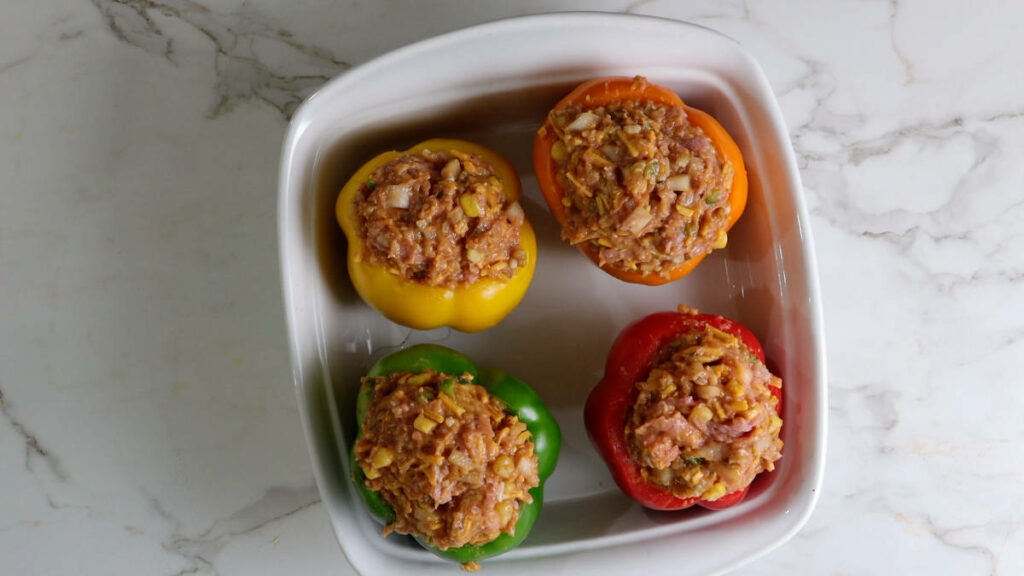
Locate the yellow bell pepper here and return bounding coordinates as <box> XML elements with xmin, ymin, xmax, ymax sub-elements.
<box><xmin>335</xmin><ymin>138</ymin><xmax>537</xmax><ymax>333</ymax></box>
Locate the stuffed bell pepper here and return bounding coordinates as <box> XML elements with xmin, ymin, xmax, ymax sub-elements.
<box><xmin>351</xmin><ymin>344</ymin><xmax>561</xmax><ymax>570</ymax></box>
<box><xmin>337</xmin><ymin>139</ymin><xmax>537</xmax><ymax>332</ymax></box>
<box><xmin>533</xmin><ymin>76</ymin><xmax>747</xmax><ymax>285</ymax></box>
<box><xmin>584</xmin><ymin>307</ymin><xmax>782</xmax><ymax>511</ymax></box>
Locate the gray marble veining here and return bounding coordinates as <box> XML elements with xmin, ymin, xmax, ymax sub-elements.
<box><xmin>2</xmin><ymin>0</ymin><xmax>1023</xmax><ymax>574</ymax></box>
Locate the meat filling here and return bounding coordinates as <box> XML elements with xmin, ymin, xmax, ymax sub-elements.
<box><xmin>354</xmin><ymin>370</ymin><xmax>539</xmax><ymax>550</ymax></box>
<box><xmin>355</xmin><ymin>149</ymin><xmax>527</xmax><ymax>289</ymax></box>
<box><xmin>626</xmin><ymin>325</ymin><xmax>783</xmax><ymax>501</ymax></box>
<box><xmin>546</xmin><ymin>77</ymin><xmax>734</xmax><ymax>277</ymax></box>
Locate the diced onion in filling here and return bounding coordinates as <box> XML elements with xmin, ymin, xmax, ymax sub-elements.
<box><xmin>626</xmin><ymin>322</ymin><xmax>783</xmax><ymax>501</ymax></box>
<box><xmin>621</xmin><ymin>206</ymin><xmax>653</xmax><ymax>235</ymax></box>
<box><xmin>354</xmin><ymin>370</ymin><xmax>539</xmax><ymax>550</ymax></box>
<box><xmin>666</xmin><ymin>174</ymin><xmax>691</xmax><ymax>192</ymax></box>
<box><xmin>383</xmin><ymin>184</ymin><xmax>412</xmax><ymax>209</ymax></box>
<box><xmin>566</xmin><ymin>111</ymin><xmax>599</xmax><ymax>131</ymax></box>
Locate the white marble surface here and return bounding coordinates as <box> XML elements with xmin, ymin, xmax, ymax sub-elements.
<box><xmin>2</xmin><ymin>1</ymin><xmax>1022</xmax><ymax>574</ymax></box>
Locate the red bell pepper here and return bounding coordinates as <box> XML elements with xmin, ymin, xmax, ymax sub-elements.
<box><xmin>584</xmin><ymin>308</ymin><xmax>782</xmax><ymax>511</ymax></box>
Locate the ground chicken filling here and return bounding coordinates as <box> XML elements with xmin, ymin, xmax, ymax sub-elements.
<box><xmin>355</xmin><ymin>149</ymin><xmax>527</xmax><ymax>289</ymax></box>
<box><xmin>354</xmin><ymin>370</ymin><xmax>539</xmax><ymax>550</ymax></box>
<box><xmin>546</xmin><ymin>78</ymin><xmax>734</xmax><ymax>277</ymax></box>
<box><xmin>626</xmin><ymin>325</ymin><xmax>783</xmax><ymax>501</ymax></box>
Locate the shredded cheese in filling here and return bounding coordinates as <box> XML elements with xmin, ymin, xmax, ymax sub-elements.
<box><xmin>626</xmin><ymin>325</ymin><xmax>783</xmax><ymax>501</ymax></box>
<box><xmin>356</xmin><ymin>149</ymin><xmax>527</xmax><ymax>289</ymax></box>
<box><xmin>355</xmin><ymin>370</ymin><xmax>539</xmax><ymax>550</ymax></box>
<box><xmin>547</xmin><ymin>77</ymin><xmax>733</xmax><ymax>277</ymax></box>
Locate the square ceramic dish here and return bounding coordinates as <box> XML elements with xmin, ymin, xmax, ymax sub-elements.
<box><xmin>279</xmin><ymin>12</ymin><xmax>826</xmax><ymax>576</ymax></box>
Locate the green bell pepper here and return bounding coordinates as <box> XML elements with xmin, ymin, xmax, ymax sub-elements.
<box><xmin>350</xmin><ymin>343</ymin><xmax>561</xmax><ymax>565</ymax></box>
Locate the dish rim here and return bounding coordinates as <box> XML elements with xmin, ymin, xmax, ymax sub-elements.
<box><xmin>278</xmin><ymin>11</ymin><xmax>828</xmax><ymax>576</ymax></box>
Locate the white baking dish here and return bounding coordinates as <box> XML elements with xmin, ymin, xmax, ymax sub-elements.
<box><xmin>278</xmin><ymin>12</ymin><xmax>827</xmax><ymax>576</ymax></box>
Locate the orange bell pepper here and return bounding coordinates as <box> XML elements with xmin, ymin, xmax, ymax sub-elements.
<box><xmin>533</xmin><ymin>77</ymin><xmax>748</xmax><ymax>285</ymax></box>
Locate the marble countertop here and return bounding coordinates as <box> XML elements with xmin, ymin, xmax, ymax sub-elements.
<box><xmin>3</xmin><ymin>1</ymin><xmax>1022</xmax><ymax>574</ymax></box>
